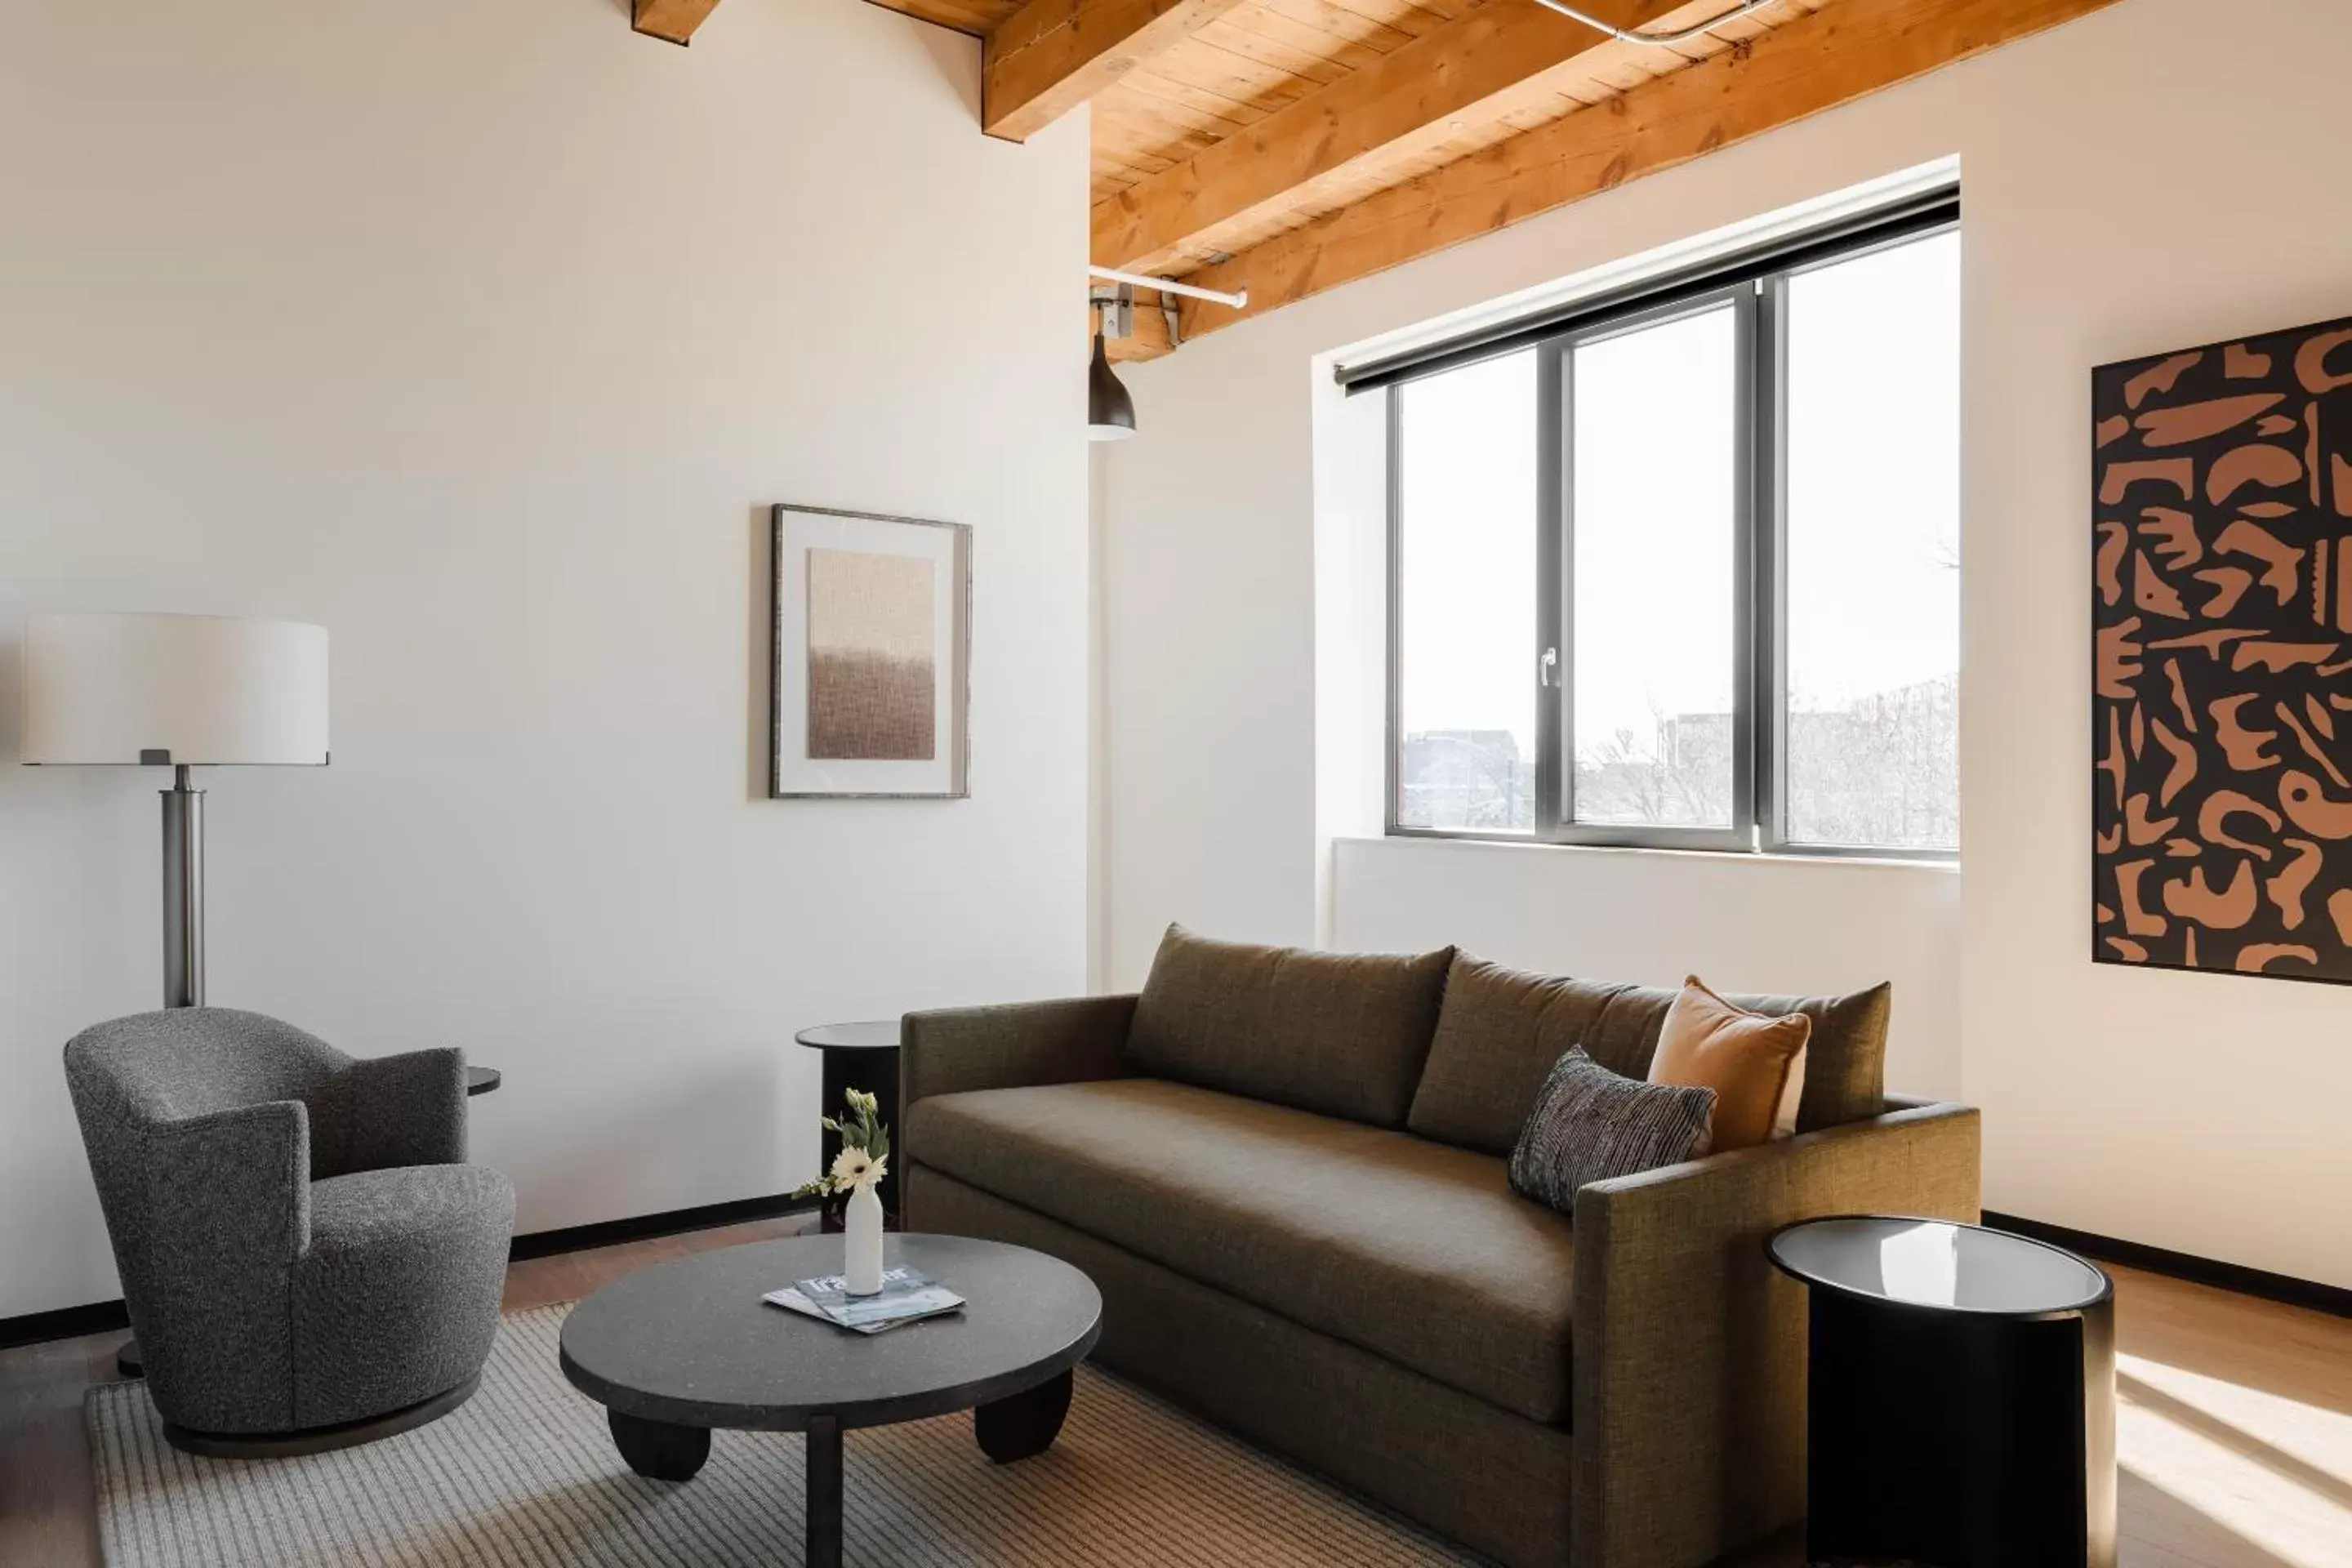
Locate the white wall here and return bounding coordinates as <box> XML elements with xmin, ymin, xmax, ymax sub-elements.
<box><xmin>1098</xmin><ymin>0</ymin><xmax>2352</xmax><ymax>1287</ymax></box>
<box><xmin>1334</xmin><ymin>840</ymin><xmax>1962</xmax><ymax>1101</ymax></box>
<box><xmin>0</xmin><ymin>0</ymin><xmax>1089</xmax><ymax>1317</ymax></box>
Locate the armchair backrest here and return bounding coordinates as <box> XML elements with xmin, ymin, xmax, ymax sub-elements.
<box><xmin>64</xmin><ymin>1008</ymin><xmax>346</xmax><ymax>1127</ymax></box>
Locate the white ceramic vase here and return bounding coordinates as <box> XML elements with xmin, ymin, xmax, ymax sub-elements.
<box><xmin>844</xmin><ymin>1178</ymin><xmax>884</xmax><ymax>1296</ymax></box>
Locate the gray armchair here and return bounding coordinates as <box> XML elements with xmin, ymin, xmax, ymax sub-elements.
<box><xmin>65</xmin><ymin>1008</ymin><xmax>514</xmax><ymax>1456</ymax></box>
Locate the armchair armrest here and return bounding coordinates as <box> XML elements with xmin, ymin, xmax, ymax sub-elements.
<box><xmin>902</xmin><ymin>995</ymin><xmax>1137</xmax><ymax>1111</ymax></box>
<box><xmin>149</xmin><ymin>1098</ymin><xmax>314</xmax><ymax>1264</ymax></box>
<box><xmin>134</xmin><ymin>1098</ymin><xmax>312</xmax><ymax>1412</ymax></box>
<box><xmin>1570</xmin><ymin>1100</ymin><xmax>1981</xmax><ymax>1568</ymax></box>
<box><xmin>305</xmin><ymin>1046</ymin><xmax>468</xmax><ymax>1176</ymax></box>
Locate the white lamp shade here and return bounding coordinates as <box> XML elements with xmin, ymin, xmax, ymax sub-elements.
<box><xmin>21</xmin><ymin>613</ymin><xmax>329</xmax><ymax>765</ymax></box>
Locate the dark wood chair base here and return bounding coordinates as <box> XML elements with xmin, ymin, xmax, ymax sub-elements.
<box><xmin>163</xmin><ymin>1374</ymin><xmax>480</xmax><ymax>1459</ymax></box>
<box><xmin>609</xmin><ymin>1409</ymin><xmax>712</xmax><ymax>1481</ymax></box>
<box><xmin>973</xmin><ymin>1367</ymin><xmax>1073</xmax><ymax>1463</ymax></box>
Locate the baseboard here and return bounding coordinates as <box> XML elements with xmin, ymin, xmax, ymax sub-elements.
<box><xmin>505</xmin><ymin>1191</ymin><xmax>821</xmax><ymax>1262</ymax></box>
<box><xmin>0</xmin><ymin>1298</ymin><xmax>131</xmax><ymax>1352</ymax></box>
<box><xmin>1983</xmin><ymin>1210</ymin><xmax>2352</xmax><ymax>1320</ymax></box>
<box><xmin>0</xmin><ymin>1192</ymin><xmax>822</xmax><ymax>1352</ymax></box>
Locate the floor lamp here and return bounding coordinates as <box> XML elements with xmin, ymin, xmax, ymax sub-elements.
<box><xmin>23</xmin><ymin>613</ymin><xmax>328</xmax><ymax>1374</ymax></box>
<box><xmin>22</xmin><ymin>613</ymin><xmax>331</xmax><ymax>1008</ymax></box>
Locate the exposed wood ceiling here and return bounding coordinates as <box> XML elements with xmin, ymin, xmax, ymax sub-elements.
<box><xmin>659</xmin><ymin>0</ymin><xmax>2127</xmax><ymax>359</ymax></box>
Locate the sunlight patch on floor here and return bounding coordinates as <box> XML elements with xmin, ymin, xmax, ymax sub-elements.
<box><xmin>2117</xmin><ymin>1352</ymin><xmax>2352</xmax><ymax>1568</ymax></box>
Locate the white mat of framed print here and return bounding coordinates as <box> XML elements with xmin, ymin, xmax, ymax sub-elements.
<box><xmin>771</xmin><ymin>504</ymin><xmax>970</xmax><ymax>799</ymax></box>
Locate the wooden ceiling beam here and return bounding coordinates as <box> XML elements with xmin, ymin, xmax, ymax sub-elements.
<box><xmin>1092</xmin><ymin>0</ymin><xmax>1701</xmax><ymax>276</ymax></box>
<box><xmin>1127</xmin><ymin>0</ymin><xmax>2125</xmax><ymax>361</ymax></box>
<box><xmin>986</xmin><ymin>0</ymin><xmax>1255</xmax><ymax>143</ymax></box>
<box><xmin>632</xmin><ymin>0</ymin><xmax>724</xmax><ymax>45</ymax></box>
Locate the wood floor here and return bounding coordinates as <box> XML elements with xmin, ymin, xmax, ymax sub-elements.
<box><xmin>4</xmin><ymin>1218</ymin><xmax>2346</xmax><ymax>1567</ymax></box>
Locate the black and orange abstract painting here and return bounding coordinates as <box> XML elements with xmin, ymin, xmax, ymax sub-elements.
<box><xmin>2094</xmin><ymin>314</ymin><xmax>2352</xmax><ymax>982</ymax></box>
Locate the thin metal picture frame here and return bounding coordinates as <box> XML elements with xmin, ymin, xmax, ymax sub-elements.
<box><xmin>769</xmin><ymin>502</ymin><xmax>971</xmax><ymax>800</ymax></box>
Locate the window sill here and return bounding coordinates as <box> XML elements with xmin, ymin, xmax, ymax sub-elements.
<box><xmin>1363</xmin><ymin>830</ymin><xmax>1958</xmax><ymax>874</ymax></box>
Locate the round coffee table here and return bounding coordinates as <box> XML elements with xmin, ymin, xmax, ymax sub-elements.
<box><xmin>560</xmin><ymin>1232</ymin><xmax>1101</xmax><ymax>1568</ymax></box>
<box><xmin>1768</xmin><ymin>1215</ymin><xmax>2117</xmax><ymax>1568</ymax></box>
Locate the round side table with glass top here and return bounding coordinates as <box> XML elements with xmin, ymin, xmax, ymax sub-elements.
<box><xmin>795</xmin><ymin>1020</ymin><xmax>902</xmax><ymax>1228</ymax></box>
<box><xmin>1767</xmin><ymin>1214</ymin><xmax>2117</xmax><ymax>1568</ymax></box>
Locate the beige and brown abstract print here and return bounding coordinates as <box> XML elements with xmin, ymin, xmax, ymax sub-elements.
<box><xmin>2093</xmin><ymin>314</ymin><xmax>2352</xmax><ymax>982</ymax></box>
<box><xmin>806</xmin><ymin>547</ymin><xmax>936</xmax><ymax>761</ymax></box>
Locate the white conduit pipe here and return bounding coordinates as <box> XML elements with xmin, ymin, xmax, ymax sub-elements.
<box><xmin>1089</xmin><ymin>265</ymin><xmax>1250</xmax><ymax>310</ymax></box>
<box><xmin>1088</xmin><ymin>0</ymin><xmax>1777</xmax><ymax>324</ymax></box>
<box><xmin>1530</xmin><ymin>0</ymin><xmax>1781</xmax><ymax>46</ymax></box>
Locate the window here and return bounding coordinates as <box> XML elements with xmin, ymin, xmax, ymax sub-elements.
<box><xmin>1387</xmin><ymin>207</ymin><xmax>1959</xmax><ymax>855</ymax></box>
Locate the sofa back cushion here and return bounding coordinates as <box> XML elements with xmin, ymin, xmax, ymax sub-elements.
<box><xmin>1407</xmin><ymin>952</ymin><xmax>1892</xmax><ymax>1153</ymax></box>
<box><xmin>1406</xmin><ymin>955</ymin><xmax>1635</xmax><ymax>1155</ymax></box>
<box><xmin>1124</xmin><ymin>924</ymin><xmax>1454</xmax><ymax>1127</ymax></box>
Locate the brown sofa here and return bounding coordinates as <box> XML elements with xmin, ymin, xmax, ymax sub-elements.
<box><xmin>902</xmin><ymin>929</ymin><xmax>1980</xmax><ymax>1568</ymax></box>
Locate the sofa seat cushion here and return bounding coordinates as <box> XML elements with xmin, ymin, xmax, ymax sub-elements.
<box><xmin>909</xmin><ymin>1076</ymin><xmax>1577</xmax><ymax>1424</ymax></box>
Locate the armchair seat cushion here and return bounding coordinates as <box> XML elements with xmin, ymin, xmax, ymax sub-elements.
<box><xmin>291</xmin><ymin>1164</ymin><xmax>514</xmax><ymax>1430</ymax></box>
<box><xmin>909</xmin><ymin>1077</ymin><xmax>1578</xmax><ymax>1423</ymax></box>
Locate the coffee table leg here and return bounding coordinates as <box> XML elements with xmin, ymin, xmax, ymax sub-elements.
<box><xmin>806</xmin><ymin>1414</ymin><xmax>844</xmax><ymax>1568</ymax></box>
<box><xmin>974</xmin><ymin>1368</ymin><xmax>1073</xmax><ymax>1463</ymax></box>
<box><xmin>608</xmin><ymin>1410</ymin><xmax>710</xmax><ymax>1482</ymax></box>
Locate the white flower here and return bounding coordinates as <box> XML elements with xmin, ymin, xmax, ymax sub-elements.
<box><xmin>847</xmin><ymin>1089</ymin><xmax>878</xmax><ymax>1116</ymax></box>
<box><xmin>830</xmin><ymin>1147</ymin><xmax>888</xmax><ymax>1192</ymax></box>
<box><xmin>830</xmin><ymin>1147</ymin><xmax>873</xmax><ymax>1188</ymax></box>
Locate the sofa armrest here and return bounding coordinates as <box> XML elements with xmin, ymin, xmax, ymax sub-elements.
<box><xmin>305</xmin><ymin>1047</ymin><xmax>468</xmax><ymax>1176</ymax></box>
<box><xmin>902</xmin><ymin>996</ymin><xmax>1138</xmax><ymax>1112</ymax></box>
<box><xmin>1570</xmin><ymin>1100</ymin><xmax>1981</xmax><ymax>1568</ymax></box>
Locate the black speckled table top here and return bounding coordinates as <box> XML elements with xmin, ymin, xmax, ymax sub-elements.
<box><xmin>559</xmin><ymin>1233</ymin><xmax>1102</xmax><ymax>1433</ymax></box>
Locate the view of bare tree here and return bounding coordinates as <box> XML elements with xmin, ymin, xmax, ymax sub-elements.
<box><xmin>1399</xmin><ymin>673</ymin><xmax>1956</xmax><ymax>849</ymax></box>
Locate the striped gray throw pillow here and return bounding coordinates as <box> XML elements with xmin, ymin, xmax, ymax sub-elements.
<box><xmin>1508</xmin><ymin>1047</ymin><xmax>1717</xmax><ymax>1215</ymax></box>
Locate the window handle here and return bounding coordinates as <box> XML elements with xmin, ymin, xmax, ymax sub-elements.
<box><xmin>1539</xmin><ymin>648</ymin><xmax>1559</xmax><ymax>688</ymax></box>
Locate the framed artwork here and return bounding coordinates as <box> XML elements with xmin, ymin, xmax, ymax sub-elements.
<box><xmin>771</xmin><ymin>503</ymin><xmax>970</xmax><ymax>800</ymax></box>
<box><xmin>2092</xmin><ymin>312</ymin><xmax>2352</xmax><ymax>982</ymax></box>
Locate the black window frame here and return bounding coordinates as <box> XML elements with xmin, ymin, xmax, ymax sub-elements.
<box><xmin>1381</xmin><ymin>196</ymin><xmax>1961</xmax><ymax>860</ymax></box>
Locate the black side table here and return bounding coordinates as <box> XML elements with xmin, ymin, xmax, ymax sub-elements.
<box><xmin>1768</xmin><ymin>1215</ymin><xmax>2117</xmax><ymax>1568</ymax></box>
<box><xmin>794</xmin><ymin>1020</ymin><xmax>901</xmax><ymax>1228</ymax></box>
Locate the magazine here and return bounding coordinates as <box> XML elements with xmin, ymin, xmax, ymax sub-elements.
<box><xmin>764</xmin><ymin>1285</ymin><xmax>901</xmax><ymax>1335</ymax></box>
<box><xmin>763</xmin><ymin>1266</ymin><xmax>964</xmax><ymax>1334</ymax></box>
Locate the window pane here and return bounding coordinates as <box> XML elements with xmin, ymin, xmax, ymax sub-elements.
<box><xmin>1783</xmin><ymin>233</ymin><xmax>1961</xmax><ymax>850</ymax></box>
<box><xmin>1571</xmin><ymin>306</ymin><xmax>1740</xmax><ymax>828</ymax></box>
<box><xmin>1394</xmin><ymin>351</ymin><xmax>1538</xmax><ymax>832</ymax></box>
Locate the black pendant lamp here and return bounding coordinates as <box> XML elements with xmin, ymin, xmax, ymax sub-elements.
<box><xmin>1089</xmin><ymin>327</ymin><xmax>1136</xmax><ymax>443</ymax></box>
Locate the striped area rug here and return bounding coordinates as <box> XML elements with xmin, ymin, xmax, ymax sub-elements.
<box><xmin>89</xmin><ymin>1305</ymin><xmax>1488</xmax><ymax>1566</ymax></box>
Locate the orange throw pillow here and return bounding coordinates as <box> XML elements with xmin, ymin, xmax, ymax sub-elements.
<box><xmin>1646</xmin><ymin>976</ymin><xmax>1811</xmax><ymax>1154</ymax></box>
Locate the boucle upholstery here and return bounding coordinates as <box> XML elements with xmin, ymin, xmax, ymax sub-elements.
<box><xmin>65</xmin><ymin>1008</ymin><xmax>513</xmax><ymax>1442</ymax></box>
